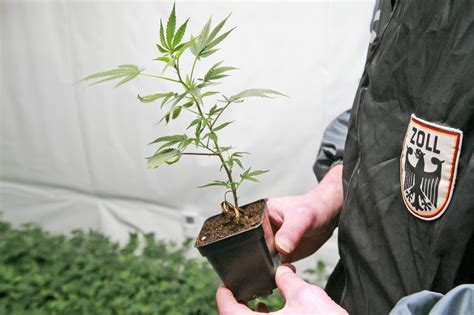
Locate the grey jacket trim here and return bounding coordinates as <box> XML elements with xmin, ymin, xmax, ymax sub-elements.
<box><xmin>390</xmin><ymin>285</ymin><xmax>474</xmax><ymax>315</ymax></box>
<box><xmin>313</xmin><ymin>109</ymin><xmax>351</xmax><ymax>181</ymax></box>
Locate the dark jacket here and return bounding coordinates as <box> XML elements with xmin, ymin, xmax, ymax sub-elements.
<box><xmin>324</xmin><ymin>1</ymin><xmax>474</xmax><ymax>314</ymax></box>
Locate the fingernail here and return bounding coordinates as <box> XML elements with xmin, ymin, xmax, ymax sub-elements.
<box><xmin>282</xmin><ymin>263</ymin><xmax>296</xmax><ymax>273</ymax></box>
<box><xmin>277</xmin><ymin>237</ymin><xmax>293</xmax><ymax>254</ymax></box>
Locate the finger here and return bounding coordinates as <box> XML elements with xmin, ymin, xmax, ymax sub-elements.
<box><xmin>216</xmin><ymin>285</ymin><xmax>255</xmax><ymax>315</ymax></box>
<box><xmin>275</xmin><ymin>265</ymin><xmax>309</xmax><ymax>302</ymax></box>
<box><xmin>282</xmin><ymin>263</ymin><xmax>296</xmax><ymax>273</ymax></box>
<box><xmin>256</xmin><ymin>302</ymin><xmax>269</xmax><ymax>313</ymax></box>
<box><xmin>274</xmin><ymin>208</ymin><xmax>315</xmax><ymax>255</ymax></box>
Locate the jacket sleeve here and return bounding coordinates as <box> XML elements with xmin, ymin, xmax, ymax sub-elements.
<box><xmin>389</xmin><ymin>284</ymin><xmax>474</xmax><ymax>315</ymax></box>
<box><xmin>313</xmin><ymin>109</ymin><xmax>351</xmax><ymax>181</ymax></box>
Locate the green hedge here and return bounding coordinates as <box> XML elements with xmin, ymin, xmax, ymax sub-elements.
<box><xmin>0</xmin><ymin>221</ymin><xmax>328</xmax><ymax>314</ymax></box>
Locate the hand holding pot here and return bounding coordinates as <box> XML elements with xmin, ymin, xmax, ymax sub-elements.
<box><xmin>266</xmin><ymin>164</ymin><xmax>344</xmax><ymax>262</ymax></box>
<box><xmin>216</xmin><ymin>265</ymin><xmax>347</xmax><ymax>314</ymax></box>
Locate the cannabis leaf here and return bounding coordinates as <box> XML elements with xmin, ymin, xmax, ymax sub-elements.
<box><xmin>227</xmin><ymin>89</ymin><xmax>288</xmax><ymax>103</ymax></box>
<box><xmin>80</xmin><ymin>65</ymin><xmax>143</xmax><ymax>87</ymax></box>
<box><xmin>146</xmin><ymin>148</ymin><xmax>181</xmax><ymax>168</ymax></box>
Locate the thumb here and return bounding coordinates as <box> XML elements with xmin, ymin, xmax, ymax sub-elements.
<box><xmin>275</xmin><ymin>265</ymin><xmax>309</xmax><ymax>302</ymax></box>
<box><xmin>274</xmin><ymin>208</ymin><xmax>314</xmax><ymax>255</ymax></box>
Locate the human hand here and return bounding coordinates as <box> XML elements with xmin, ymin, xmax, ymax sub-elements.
<box><xmin>266</xmin><ymin>164</ymin><xmax>344</xmax><ymax>262</ymax></box>
<box><xmin>216</xmin><ymin>265</ymin><xmax>348</xmax><ymax>315</ymax></box>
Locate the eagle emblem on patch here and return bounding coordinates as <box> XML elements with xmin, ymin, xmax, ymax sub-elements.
<box><xmin>400</xmin><ymin>115</ymin><xmax>463</xmax><ymax>220</ymax></box>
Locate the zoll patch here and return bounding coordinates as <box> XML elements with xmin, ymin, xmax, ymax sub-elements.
<box><xmin>400</xmin><ymin>115</ymin><xmax>463</xmax><ymax>220</ymax></box>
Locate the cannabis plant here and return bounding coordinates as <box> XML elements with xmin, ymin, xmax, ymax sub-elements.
<box><xmin>81</xmin><ymin>4</ymin><xmax>286</xmax><ymax>220</ymax></box>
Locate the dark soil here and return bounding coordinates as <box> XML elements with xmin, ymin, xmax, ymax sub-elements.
<box><xmin>195</xmin><ymin>199</ymin><xmax>265</xmax><ymax>247</ymax></box>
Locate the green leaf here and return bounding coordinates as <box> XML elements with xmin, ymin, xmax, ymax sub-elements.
<box><xmin>138</xmin><ymin>92</ymin><xmax>174</xmax><ymax>104</ymax></box>
<box><xmin>156</xmin><ymin>44</ymin><xmax>168</xmax><ymax>54</ymax></box>
<box><xmin>199</xmin><ymin>48</ymin><xmax>219</xmax><ymax>58</ymax></box>
<box><xmin>154</xmin><ymin>55</ymin><xmax>171</xmax><ymax>63</ymax></box>
<box><xmin>209</xmin><ymin>132</ymin><xmax>218</xmax><ymax>142</ymax></box>
<box><xmin>159</xmin><ymin>20</ymin><xmax>168</xmax><ymax>50</ymax></box>
<box><xmin>189</xmin><ymin>88</ymin><xmax>202</xmax><ymax>106</ymax></box>
<box><xmin>233</xmin><ymin>158</ymin><xmax>244</xmax><ymax>169</ymax></box>
<box><xmin>228</xmin><ymin>89</ymin><xmax>288</xmax><ymax>102</ymax></box>
<box><xmin>204</xmin><ymin>62</ymin><xmax>236</xmax><ymax>82</ymax></box>
<box><xmin>247</xmin><ymin>169</ymin><xmax>269</xmax><ymax>177</ymax></box>
<box><xmin>195</xmin><ymin>121</ymin><xmax>202</xmax><ymax>139</ymax></box>
<box><xmin>192</xmin><ymin>18</ymin><xmax>212</xmax><ymax>57</ymax></box>
<box><xmin>187</xmin><ymin>118</ymin><xmax>201</xmax><ymax>129</ymax></box>
<box><xmin>146</xmin><ymin>148</ymin><xmax>180</xmax><ymax>168</ymax></box>
<box><xmin>179</xmin><ymin>138</ymin><xmax>195</xmax><ymax>150</ymax></box>
<box><xmin>166</xmin><ymin>3</ymin><xmax>176</xmax><ymax>48</ymax></box>
<box><xmin>172</xmin><ymin>18</ymin><xmax>189</xmax><ymax>49</ymax></box>
<box><xmin>213</xmin><ymin>121</ymin><xmax>233</xmax><ymax>131</ymax></box>
<box><xmin>172</xmin><ymin>106</ymin><xmax>182</xmax><ymax>119</ymax></box>
<box><xmin>80</xmin><ymin>65</ymin><xmax>143</xmax><ymax>87</ymax></box>
<box><xmin>203</xmin><ymin>27</ymin><xmax>235</xmax><ymax>53</ymax></box>
<box><xmin>161</xmin><ymin>93</ymin><xmax>175</xmax><ymax>108</ymax></box>
<box><xmin>197</xmin><ymin>180</ymin><xmax>228</xmax><ymax>188</ymax></box>
<box><xmin>207</xmin><ymin>14</ymin><xmax>231</xmax><ymax>45</ymax></box>
<box><xmin>149</xmin><ymin>134</ymin><xmax>187</xmax><ymax>145</ymax></box>
<box><xmin>202</xmin><ymin>91</ymin><xmax>219</xmax><ymax>98</ymax></box>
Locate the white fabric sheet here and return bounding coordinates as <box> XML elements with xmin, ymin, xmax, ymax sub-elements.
<box><xmin>1</xmin><ymin>0</ymin><xmax>374</xmax><ymax>269</ymax></box>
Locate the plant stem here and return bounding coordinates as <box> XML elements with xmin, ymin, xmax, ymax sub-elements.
<box><xmin>140</xmin><ymin>73</ymin><xmax>180</xmax><ymax>83</ymax></box>
<box><xmin>190</xmin><ymin>57</ymin><xmax>198</xmax><ymax>81</ymax></box>
<box><xmin>181</xmin><ymin>152</ymin><xmax>218</xmax><ymax>156</ymax></box>
<box><xmin>210</xmin><ymin>101</ymin><xmax>231</xmax><ymax>129</ymax></box>
<box><xmin>175</xmin><ymin>58</ymin><xmax>239</xmax><ymax>209</ymax></box>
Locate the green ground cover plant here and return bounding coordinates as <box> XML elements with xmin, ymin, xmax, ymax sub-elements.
<box><xmin>0</xmin><ymin>221</ymin><xmax>329</xmax><ymax>314</ymax></box>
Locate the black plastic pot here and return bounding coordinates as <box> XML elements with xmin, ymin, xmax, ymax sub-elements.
<box><xmin>195</xmin><ymin>199</ymin><xmax>279</xmax><ymax>302</ymax></box>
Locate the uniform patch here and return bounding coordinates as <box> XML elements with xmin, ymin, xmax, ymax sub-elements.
<box><xmin>400</xmin><ymin>115</ymin><xmax>463</xmax><ymax>220</ymax></box>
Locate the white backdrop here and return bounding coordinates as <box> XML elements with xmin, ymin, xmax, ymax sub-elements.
<box><xmin>0</xmin><ymin>0</ymin><xmax>373</xmax><ymax>270</ymax></box>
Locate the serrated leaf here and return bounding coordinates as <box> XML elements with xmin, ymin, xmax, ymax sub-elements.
<box><xmin>247</xmin><ymin>169</ymin><xmax>269</xmax><ymax>177</ymax></box>
<box><xmin>115</xmin><ymin>74</ymin><xmax>138</xmax><ymax>87</ymax></box>
<box><xmin>138</xmin><ymin>92</ymin><xmax>174</xmax><ymax>104</ymax></box>
<box><xmin>166</xmin><ymin>3</ymin><xmax>176</xmax><ymax>48</ymax></box>
<box><xmin>154</xmin><ymin>55</ymin><xmax>171</xmax><ymax>63</ymax></box>
<box><xmin>187</xmin><ymin>118</ymin><xmax>201</xmax><ymax>129</ymax></box>
<box><xmin>234</xmin><ymin>158</ymin><xmax>244</xmax><ymax>169</ymax></box>
<box><xmin>182</xmin><ymin>100</ymin><xmax>194</xmax><ymax>108</ymax></box>
<box><xmin>199</xmin><ymin>48</ymin><xmax>219</xmax><ymax>58</ymax></box>
<box><xmin>179</xmin><ymin>138</ymin><xmax>195</xmax><ymax>149</ymax></box>
<box><xmin>228</xmin><ymin>89</ymin><xmax>288</xmax><ymax>102</ymax></box>
<box><xmin>146</xmin><ymin>148</ymin><xmax>180</xmax><ymax>168</ymax></box>
<box><xmin>213</xmin><ymin>121</ymin><xmax>234</xmax><ymax>131</ymax></box>
<box><xmin>80</xmin><ymin>65</ymin><xmax>143</xmax><ymax>87</ymax></box>
<box><xmin>156</xmin><ymin>44</ymin><xmax>168</xmax><ymax>54</ymax></box>
<box><xmin>159</xmin><ymin>20</ymin><xmax>168</xmax><ymax>50</ymax></box>
<box><xmin>172</xmin><ymin>18</ymin><xmax>189</xmax><ymax>49</ymax></box>
<box><xmin>149</xmin><ymin>134</ymin><xmax>187</xmax><ymax>145</ymax></box>
<box><xmin>118</xmin><ymin>64</ymin><xmax>139</xmax><ymax>70</ymax></box>
<box><xmin>189</xmin><ymin>88</ymin><xmax>202</xmax><ymax>106</ymax></box>
<box><xmin>207</xmin><ymin>14</ymin><xmax>231</xmax><ymax>45</ymax></box>
<box><xmin>175</xmin><ymin>36</ymin><xmax>198</xmax><ymax>58</ymax></box>
<box><xmin>204</xmin><ymin>63</ymin><xmax>236</xmax><ymax>82</ymax></box>
<box><xmin>197</xmin><ymin>181</ymin><xmax>228</xmax><ymax>188</ymax></box>
<box><xmin>202</xmin><ymin>91</ymin><xmax>219</xmax><ymax>98</ymax></box>
<box><xmin>195</xmin><ymin>121</ymin><xmax>202</xmax><ymax>139</ymax></box>
<box><xmin>161</xmin><ymin>93</ymin><xmax>175</xmax><ymax>108</ymax></box>
<box><xmin>208</xmin><ymin>104</ymin><xmax>218</xmax><ymax>116</ymax></box>
<box><xmin>202</xmin><ymin>27</ymin><xmax>235</xmax><ymax>54</ymax></box>
<box><xmin>244</xmin><ymin>177</ymin><xmax>259</xmax><ymax>183</ymax></box>
<box><xmin>192</xmin><ymin>18</ymin><xmax>212</xmax><ymax>57</ymax></box>
<box><xmin>219</xmin><ymin>146</ymin><xmax>233</xmax><ymax>152</ymax></box>
<box><xmin>172</xmin><ymin>106</ymin><xmax>182</xmax><ymax>119</ymax></box>
<box><xmin>209</xmin><ymin>132</ymin><xmax>218</xmax><ymax>142</ymax></box>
